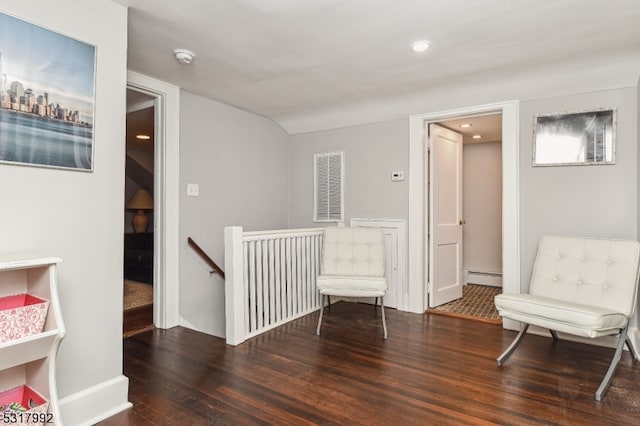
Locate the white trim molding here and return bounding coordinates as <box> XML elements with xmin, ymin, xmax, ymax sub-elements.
<box><xmin>127</xmin><ymin>71</ymin><xmax>181</xmax><ymax>329</ymax></box>
<box><xmin>408</xmin><ymin>101</ymin><xmax>520</xmax><ymax>328</ymax></box>
<box><xmin>59</xmin><ymin>375</ymin><xmax>131</xmax><ymax>426</ymax></box>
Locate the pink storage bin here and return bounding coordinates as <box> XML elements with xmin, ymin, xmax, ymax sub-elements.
<box><xmin>0</xmin><ymin>294</ymin><xmax>50</xmax><ymax>343</ymax></box>
<box><xmin>0</xmin><ymin>385</ymin><xmax>49</xmax><ymax>425</ymax></box>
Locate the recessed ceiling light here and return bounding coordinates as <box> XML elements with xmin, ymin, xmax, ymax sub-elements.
<box><xmin>460</xmin><ymin>123</ymin><xmax>472</xmax><ymax>128</ymax></box>
<box><xmin>136</xmin><ymin>134</ymin><xmax>151</xmax><ymax>140</ymax></box>
<box><xmin>472</xmin><ymin>135</ymin><xmax>482</xmax><ymax>139</ymax></box>
<box><xmin>410</xmin><ymin>40</ymin><xmax>431</xmax><ymax>53</ymax></box>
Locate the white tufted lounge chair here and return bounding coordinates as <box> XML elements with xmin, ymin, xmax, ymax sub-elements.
<box><xmin>316</xmin><ymin>226</ymin><xmax>388</xmax><ymax>339</ymax></box>
<box><xmin>495</xmin><ymin>235</ymin><xmax>640</xmax><ymax>401</ymax></box>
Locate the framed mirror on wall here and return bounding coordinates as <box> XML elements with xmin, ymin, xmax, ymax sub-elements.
<box><xmin>532</xmin><ymin>108</ymin><xmax>616</xmax><ymax>166</ymax></box>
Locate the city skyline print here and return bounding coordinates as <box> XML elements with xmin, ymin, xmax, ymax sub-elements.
<box><xmin>0</xmin><ymin>12</ymin><xmax>96</xmax><ymax>171</ymax></box>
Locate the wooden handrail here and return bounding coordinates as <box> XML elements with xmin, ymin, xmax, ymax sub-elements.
<box><xmin>188</xmin><ymin>237</ymin><xmax>225</xmax><ymax>279</ymax></box>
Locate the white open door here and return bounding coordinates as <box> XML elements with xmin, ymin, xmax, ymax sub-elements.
<box><xmin>428</xmin><ymin>123</ymin><xmax>464</xmax><ymax>307</ymax></box>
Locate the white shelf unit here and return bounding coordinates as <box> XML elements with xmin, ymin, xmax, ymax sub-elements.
<box><xmin>0</xmin><ymin>255</ymin><xmax>66</xmax><ymax>425</ymax></box>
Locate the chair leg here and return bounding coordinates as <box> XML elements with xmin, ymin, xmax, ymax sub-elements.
<box><xmin>550</xmin><ymin>329</ymin><xmax>559</xmax><ymax>341</ymax></box>
<box><xmin>596</xmin><ymin>326</ymin><xmax>629</xmax><ymax>401</ymax></box>
<box><xmin>625</xmin><ymin>335</ymin><xmax>638</xmax><ymax>362</ymax></box>
<box><xmin>316</xmin><ymin>295</ymin><xmax>326</xmax><ymax>336</ymax></box>
<box><xmin>380</xmin><ymin>296</ymin><xmax>388</xmax><ymax>339</ymax></box>
<box><xmin>497</xmin><ymin>323</ymin><xmax>529</xmax><ymax>366</ymax></box>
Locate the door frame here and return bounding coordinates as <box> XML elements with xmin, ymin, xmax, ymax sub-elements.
<box><xmin>408</xmin><ymin>100</ymin><xmax>520</xmax><ymax>330</ymax></box>
<box><xmin>127</xmin><ymin>71</ymin><xmax>180</xmax><ymax>329</ymax></box>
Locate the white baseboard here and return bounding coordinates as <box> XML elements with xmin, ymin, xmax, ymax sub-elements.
<box><xmin>59</xmin><ymin>375</ymin><xmax>131</xmax><ymax>426</ymax></box>
<box><xmin>464</xmin><ymin>269</ymin><xmax>502</xmax><ymax>287</ymax></box>
<box><xmin>179</xmin><ymin>315</ymin><xmax>204</xmax><ymax>334</ymax></box>
<box><xmin>502</xmin><ymin>318</ymin><xmax>519</xmax><ymax>331</ymax></box>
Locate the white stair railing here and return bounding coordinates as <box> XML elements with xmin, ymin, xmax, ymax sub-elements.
<box><xmin>224</xmin><ymin>226</ymin><xmax>324</xmax><ymax>345</ymax></box>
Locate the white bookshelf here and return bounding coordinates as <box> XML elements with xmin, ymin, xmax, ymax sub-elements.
<box><xmin>0</xmin><ymin>255</ymin><xmax>66</xmax><ymax>425</ymax></box>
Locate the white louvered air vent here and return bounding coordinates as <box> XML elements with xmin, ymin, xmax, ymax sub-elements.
<box><xmin>314</xmin><ymin>151</ymin><xmax>344</xmax><ymax>222</ymax></box>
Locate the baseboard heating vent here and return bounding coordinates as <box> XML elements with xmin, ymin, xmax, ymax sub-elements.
<box><xmin>464</xmin><ymin>270</ymin><xmax>502</xmax><ymax>287</ymax></box>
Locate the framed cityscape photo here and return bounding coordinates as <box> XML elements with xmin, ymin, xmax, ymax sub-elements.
<box><xmin>0</xmin><ymin>12</ymin><xmax>96</xmax><ymax>171</ymax></box>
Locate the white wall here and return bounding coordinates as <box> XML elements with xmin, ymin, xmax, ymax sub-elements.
<box><xmin>288</xmin><ymin>119</ymin><xmax>409</xmax><ymax>228</ymax></box>
<box><xmin>462</xmin><ymin>141</ymin><xmax>502</xmax><ymax>275</ymax></box>
<box><xmin>0</xmin><ymin>0</ymin><xmax>129</xmax><ymax>424</ymax></box>
<box><xmin>0</xmin><ymin>4</ymin><xmax>634</xmax><ymax>424</ymax></box>
<box><xmin>518</xmin><ymin>87</ymin><xmax>638</xmax><ymax>291</ymax></box>
<box><xmin>288</xmin><ymin>86</ymin><xmax>638</xmax><ymax>318</ymax></box>
<box><xmin>179</xmin><ymin>91</ymin><xmax>289</xmax><ymax>337</ymax></box>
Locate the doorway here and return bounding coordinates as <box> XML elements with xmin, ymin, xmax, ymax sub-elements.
<box><xmin>123</xmin><ymin>88</ymin><xmax>156</xmax><ymax>336</ymax></box>
<box><xmin>427</xmin><ymin>113</ymin><xmax>503</xmax><ymax>322</ymax></box>
<box><xmin>407</xmin><ymin>101</ymin><xmax>520</xmax><ymax>331</ymax></box>
<box><xmin>126</xmin><ymin>71</ymin><xmax>181</xmax><ymax>331</ymax></box>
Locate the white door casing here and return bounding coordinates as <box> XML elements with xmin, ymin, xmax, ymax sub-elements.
<box><xmin>408</xmin><ymin>100</ymin><xmax>520</xmax><ymax>331</ymax></box>
<box><xmin>127</xmin><ymin>71</ymin><xmax>181</xmax><ymax>329</ymax></box>
<box><xmin>428</xmin><ymin>124</ymin><xmax>464</xmax><ymax>307</ymax></box>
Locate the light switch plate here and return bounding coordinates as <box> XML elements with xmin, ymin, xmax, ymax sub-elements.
<box><xmin>391</xmin><ymin>171</ymin><xmax>405</xmax><ymax>182</ymax></box>
<box><xmin>187</xmin><ymin>183</ymin><xmax>199</xmax><ymax>196</ymax></box>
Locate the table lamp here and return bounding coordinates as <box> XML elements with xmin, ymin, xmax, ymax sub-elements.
<box><xmin>127</xmin><ymin>188</ymin><xmax>153</xmax><ymax>233</ymax></box>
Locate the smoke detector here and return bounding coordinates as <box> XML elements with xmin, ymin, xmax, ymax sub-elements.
<box><xmin>173</xmin><ymin>48</ymin><xmax>195</xmax><ymax>64</ymax></box>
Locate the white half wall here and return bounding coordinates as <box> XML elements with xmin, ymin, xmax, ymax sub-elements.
<box><xmin>178</xmin><ymin>91</ymin><xmax>289</xmax><ymax>338</ymax></box>
<box><xmin>0</xmin><ymin>0</ymin><xmax>129</xmax><ymax>424</ymax></box>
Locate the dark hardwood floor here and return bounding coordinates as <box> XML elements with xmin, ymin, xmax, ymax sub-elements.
<box><xmin>123</xmin><ymin>304</ymin><xmax>154</xmax><ymax>337</ymax></box>
<box><xmin>100</xmin><ymin>302</ymin><xmax>640</xmax><ymax>425</ymax></box>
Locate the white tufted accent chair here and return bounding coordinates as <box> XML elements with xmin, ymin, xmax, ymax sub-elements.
<box><xmin>495</xmin><ymin>235</ymin><xmax>640</xmax><ymax>400</ymax></box>
<box><xmin>316</xmin><ymin>226</ymin><xmax>388</xmax><ymax>338</ymax></box>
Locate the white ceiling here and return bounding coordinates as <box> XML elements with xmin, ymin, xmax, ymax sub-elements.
<box><xmin>114</xmin><ymin>0</ymin><xmax>640</xmax><ymax>134</ymax></box>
